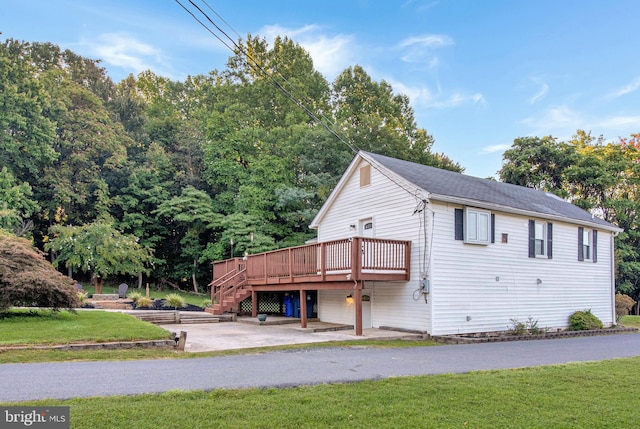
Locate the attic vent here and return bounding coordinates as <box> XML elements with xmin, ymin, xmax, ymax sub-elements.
<box><xmin>545</xmin><ymin>192</ymin><xmax>564</xmax><ymax>201</ymax></box>
<box><xmin>360</xmin><ymin>165</ymin><xmax>371</xmax><ymax>187</ymax></box>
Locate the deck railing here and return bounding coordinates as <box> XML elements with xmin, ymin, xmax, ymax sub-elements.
<box><xmin>212</xmin><ymin>237</ymin><xmax>410</xmax><ymax>285</ymax></box>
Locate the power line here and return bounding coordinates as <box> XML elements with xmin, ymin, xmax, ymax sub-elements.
<box><xmin>175</xmin><ymin>0</ymin><xmax>423</xmax><ymax>198</ymax></box>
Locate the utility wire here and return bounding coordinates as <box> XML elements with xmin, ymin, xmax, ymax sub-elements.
<box><xmin>176</xmin><ymin>0</ymin><xmax>424</xmax><ymax>198</ymax></box>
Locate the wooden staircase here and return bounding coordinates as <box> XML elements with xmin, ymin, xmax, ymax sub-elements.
<box><xmin>205</xmin><ymin>268</ymin><xmax>251</xmax><ymax>315</ymax></box>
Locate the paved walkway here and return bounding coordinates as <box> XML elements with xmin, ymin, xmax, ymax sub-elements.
<box><xmin>2</xmin><ymin>333</ymin><xmax>640</xmax><ymax>402</ymax></box>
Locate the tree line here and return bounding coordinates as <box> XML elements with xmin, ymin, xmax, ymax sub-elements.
<box><xmin>0</xmin><ymin>35</ymin><xmax>459</xmax><ymax>292</ymax></box>
<box><xmin>1</xmin><ymin>36</ymin><xmax>638</xmax><ymax>308</ymax></box>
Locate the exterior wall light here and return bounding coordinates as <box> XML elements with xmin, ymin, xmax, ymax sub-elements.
<box><xmin>346</xmin><ymin>294</ymin><xmax>354</xmax><ymax>304</ymax></box>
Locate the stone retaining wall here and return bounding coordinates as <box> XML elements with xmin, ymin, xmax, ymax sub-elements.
<box><xmin>0</xmin><ymin>339</ymin><xmax>175</xmax><ymax>352</ymax></box>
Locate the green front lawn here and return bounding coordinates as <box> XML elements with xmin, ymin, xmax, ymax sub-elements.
<box><xmin>620</xmin><ymin>315</ymin><xmax>640</xmax><ymax>329</ymax></box>
<box><xmin>0</xmin><ymin>309</ymin><xmax>171</xmax><ymax>346</ymax></box>
<box><xmin>6</xmin><ymin>357</ymin><xmax>639</xmax><ymax>428</ymax></box>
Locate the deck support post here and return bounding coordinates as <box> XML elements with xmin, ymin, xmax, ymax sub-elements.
<box><xmin>300</xmin><ymin>289</ymin><xmax>307</xmax><ymax>328</ymax></box>
<box><xmin>355</xmin><ymin>285</ymin><xmax>363</xmax><ymax>336</ymax></box>
<box><xmin>251</xmin><ymin>290</ymin><xmax>257</xmax><ymax>318</ymax></box>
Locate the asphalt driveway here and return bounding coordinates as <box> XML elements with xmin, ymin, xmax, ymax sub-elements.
<box><xmin>2</xmin><ymin>333</ymin><xmax>640</xmax><ymax>402</ymax></box>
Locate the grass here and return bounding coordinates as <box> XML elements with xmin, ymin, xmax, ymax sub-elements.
<box><xmin>0</xmin><ymin>338</ymin><xmax>437</xmax><ymax>364</ymax></box>
<box><xmin>4</xmin><ymin>357</ymin><xmax>639</xmax><ymax>428</ymax></box>
<box><xmin>620</xmin><ymin>315</ymin><xmax>640</xmax><ymax>329</ymax></box>
<box><xmin>0</xmin><ymin>309</ymin><xmax>171</xmax><ymax>346</ymax></box>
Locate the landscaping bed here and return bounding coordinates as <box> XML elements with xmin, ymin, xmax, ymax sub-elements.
<box><xmin>135</xmin><ymin>299</ymin><xmax>204</xmax><ymax>312</ymax></box>
<box><xmin>432</xmin><ymin>326</ymin><xmax>638</xmax><ymax>344</ymax></box>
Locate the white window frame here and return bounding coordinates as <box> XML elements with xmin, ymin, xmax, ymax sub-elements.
<box><xmin>534</xmin><ymin>221</ymin><xmax>547</xmax><ymax>257</ymax></box>
<box><xmin>582</xmin><ymin>229</ymin><xmax>592</xmax><ymax>260</ymax></box>
<box><xmin>464</xmin><ymin>208</ymin><xmax>491</xmax><ymax>245</ymax></box>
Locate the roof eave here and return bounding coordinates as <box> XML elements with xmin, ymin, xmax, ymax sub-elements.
<box><xmin>430</xmin><ymin>194</ymin><xmax>623</xmax><ymax>233</ymax></box>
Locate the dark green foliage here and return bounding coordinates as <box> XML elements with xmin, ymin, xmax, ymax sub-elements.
<box><xmin>0</xmin><ymin>232</ymin><xmax>78</xmax><ymax>311</ymax></box>
<box><xmin>568</xmin><ymin>309</ymin><xmax>603</xmax><ymax>331</ymax></box>
<box><xmin>1</xmin><ymin>35</ymin><xmax>459</xmax><ymax>291</ymax></box>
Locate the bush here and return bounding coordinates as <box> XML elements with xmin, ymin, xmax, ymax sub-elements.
<box><xmin>201</xmin><ymin>299</ymin><xmax>212</xmax><ymax>308</ymax></box>
<box><xmin>127</xmin><ymin>291</ymin><xmax>143</xmax><ymax>304</ymax></box>
<box><xmin>135</xmin><ymin>296</ymin><xmax>153</xmax><ymax>308</ymax></box>
<box><xmin>0</xmin><ymin>233</ymin><xmax>78</xmax><ymax>311</ymax></box>
<box><xmin>615</xmin><ymin>294</ymin><xmax>636</xmax><ymax>321</ymax></box>
<box><xmin>77</xmin><ymin>291</ymin><xmax>88</xmax><ymax>306</ymax></box>
<box><xmin>568</xmin><ymin>309</ymin><xmax>603</xmax><ymax>331</ymax></box>
<box><xmin>508</xmin><ymin>316</ymin><xmax>543</xmax><ymax>335</ymax></box>
<box><xmin>163</xmin><ymin>293</ymin><xmax>186</xmax><ymax>309</ymax></box>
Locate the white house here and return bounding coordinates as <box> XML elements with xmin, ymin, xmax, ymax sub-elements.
<box><xmin>308</xmin><ymin>151</ymin><xmax>622</xmax><ymax>335</ymax></box>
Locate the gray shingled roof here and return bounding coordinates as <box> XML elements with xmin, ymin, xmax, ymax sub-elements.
<box><xmin>364</xmin><ymin>151</ymin><xmax>618</xmax><ymax>230</ymax></box>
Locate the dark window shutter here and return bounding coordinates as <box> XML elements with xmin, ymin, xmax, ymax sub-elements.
<box><xmin>455</xmin><ymin>209</ymin><xmax>464</xmax><ymax>240</ymax></box>
<box><xmin>578</xmin><ymin>227</ymin><xmax>584</xmax><ymax>261</ymax></box>
<box><xmin>528</xmin><ymin>220</ymin><xmax>535</xmax><ymax>258</ymax></box>
<box><xmin>593</xmin><ymin>230</ymin><xmax>598</xmax><ymax>263</ymax></box>
<box><xmin>491</xmin><ymin>214</ymin><xmax>495</xmax><ymax>243</ymax></box>
<box><xmin>547</xmin><ymin>223</ymin><xmax>553</xmax><ymax>259</ymax></box>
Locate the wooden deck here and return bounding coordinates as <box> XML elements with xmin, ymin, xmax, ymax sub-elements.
<box><xmin>212</xmin><ymin>237</ymin><xmax>410</xmax><ymax>287</ymax></box>
<box><xmin>209</xmin><ymin>237</ymin><xmax>411</xmax><ymax>335</ymax></box>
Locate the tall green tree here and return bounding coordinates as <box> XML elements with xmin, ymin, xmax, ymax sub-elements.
<box><xmin>45</xmin><ymin>221</ymin><xmax>152</xmax><ymax>294</ymax></box>
<box><xmin>0</xmin><ymin>39</ymin><xmax>58</xmax><ymax>185</ymax></box>
<box><xmin>154</xmin><ymin>186</ymin><xmax>223</xmax><ymax>292</ymax></box>
<box><xmin>0</xmin><ymin>167</ymin><xmax>39</xmax><ymax>236</ymax></box>
<box><xmin>332</xmin><ymin>65</ymin><xmax>461</xmax><ymax>172</ymax></box>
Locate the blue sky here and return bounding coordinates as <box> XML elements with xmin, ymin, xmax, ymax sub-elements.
<box><xmin>3</xmin><ymin>0</ymin><xmax>639</xmax><ymax>178</ymax></box>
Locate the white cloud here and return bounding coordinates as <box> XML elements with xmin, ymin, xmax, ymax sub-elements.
<box><xmin>595</xmin><ymin>115</ymin><xmax>640</xmax><ymax>129</ymax></box>
<box><xmin>259</xmin><ymin>24</ymin><xmax>355</xmax><ymax>80</ymax></box>
<box><xmin>427</xmin><ymin>92</ymin><xmax>485</xmax><ymax>109</ymax></box>
<box><xmin>480</xmin><ymin>144</ymin><xmax>511</xmax><ymax>154</ymax></box>
<box><xmin>529</xmin><ymin>82</ymin><xmax>548</xmax><ymax>104</ymax></box>
<box><xmin>85</xmin><ymin>32</ymin><xmax>170</xmax><ymax>76</ymax></box>
<box><xmin>398</xmin><ymin>34</ymin><xmax>453</xmax><ymax>49</ymax></box>
<box><xmin>390</xmin><ymin>79</ymin><xmax>485</xmax><ymax>110</ymax></box>
<box><xmin>610</xmin><ymin>76</ymin><xmax>640</xmax><ymax>98</ymax></box>
<box><xmin>520</xmin><ymin>105</ymin><xmax>584</xmax><ymax>131</ymax></box>
<box><xmin>397</xmin><ymin>34</ymin><xmax>453</xmax><ymax>67</ymax></box>
<box><xmin>520</xmin><ymin>105</ymin><xmax>640</xmax><ymax>140</ymax></box>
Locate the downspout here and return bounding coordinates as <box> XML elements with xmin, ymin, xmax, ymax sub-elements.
<box><xmin>610</xmin><ymin>231</ymin><xmax>619</xmax><ymax>326</ymax></box>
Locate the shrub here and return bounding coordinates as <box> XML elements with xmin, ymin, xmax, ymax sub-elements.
<box><xmin>0</xmin><ymin>233</ymin><xmax>78</xmax><ymax>311</ymax></box>
<box><xmin>568</xmin><ymin>309</ymin><xmax>603</xmax><ymax>331</ymax></box>
<box><xmin>201</xmin><ymin>299</ymin><xmax>212</xmax><ymax>308</ymax></box>
<box><xmin>508</xmin><ymin>316</ymin><xmax>543</xmax><ymax>335</ymax></box>
<box><xmin>615</xmin><ymin>294</ymin><xmax>636</xmax><ymax>321</ymax></box>
<box><xmin>77</xmin><ymin>291</ymin><xmax>88</xmax><ymax>305</ymax></box>
<box><xmin>127</xmin><ymin>291</ymin><xmax>143</xmax><ymax>304</ymax></box>
<box><xmin>163</xmin><ymin>293</ymin><xmax>186</xmax><ymax>309</ymax></box>
<box><xmin>135</xmin><ymin>296</ymin><xmax>153</xmax><ymax>308</ymax></box>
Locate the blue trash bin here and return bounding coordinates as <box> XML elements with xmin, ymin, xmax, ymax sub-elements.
<box><xmin>284</xmin><ymin>294</ymin><xmax>293</xmax><ymax>317</ymax></box>
<box><xmin>293</xmin><ymin>294</ymin><xmax>300</xmax><ymax>318</ymax></box>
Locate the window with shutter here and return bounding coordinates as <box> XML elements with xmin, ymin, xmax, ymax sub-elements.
<box><xmin>529</xmin><ymin>220</ymin><xmax>552</xmax><ymax>259</ymax></box>
<box><xmin>579</xmin><ymin>227</ymin><xmax>596</xmax><ymax>262</ymax></box>
<box><xmin>454</xmin><ymin>207</ymin><xmax>493</xmax><ymax>245</ymax></box>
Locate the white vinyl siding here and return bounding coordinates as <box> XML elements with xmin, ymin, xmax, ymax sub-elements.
<box><xmin>430</xmin><ymin>203</ymin><xmax>613</xmax><ymax>335</ymax></box>
<box><xmin>315</xmin><ymin>158</ymin><xmax>431</xmax><ymax>332</ymax></box>
<box><xmin>313</xmin><ymin>155</ymin><xmax>614</xmax><ymax>336</ymax></box>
